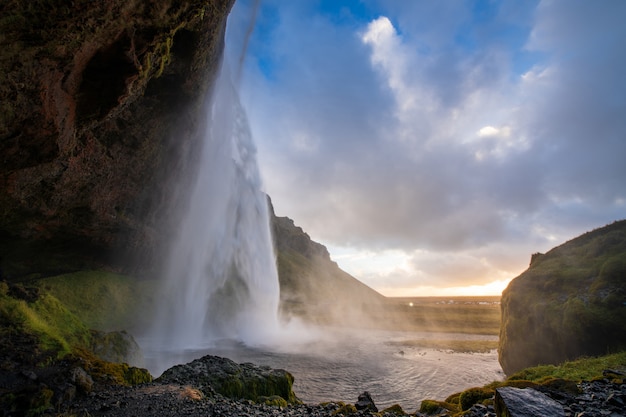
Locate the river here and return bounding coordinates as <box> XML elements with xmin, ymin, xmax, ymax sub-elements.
<box><xmin>141</xmin><ymin>326</ymin><xmax>503</xmax><ymax>411</ymax></box>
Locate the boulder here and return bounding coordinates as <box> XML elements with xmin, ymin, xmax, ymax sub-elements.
<box><xmin>90</xmin><ymin>330</ymin><xmax>144</xmax><ymax>367</ymax></box>
<box><xmin>69</xmin><ymin>367</ymin><xmax>94</xmax><ymax>394</ymax></box>
<box><xmin>494</xmin><ymin>387</ymin><xmax>564</xmax><ymax>417</ymax></box>
<box><xmin>157</xmin><ymin>355</ymin><xmax>299</xmax><ymax>404</ymax></box>
<box><xmin>355</xmin><ymin>391</ymin><xmax>378</xmax><ymax>412</ymax></box>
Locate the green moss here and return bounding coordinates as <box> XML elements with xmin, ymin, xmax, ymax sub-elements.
<box><xmin>0</xmin><ymin>287</ymin><xmax>91</xmax><ymax>358</ymax></box>
<box><xmin>500</xmin><ymin>220</ymin><xmax>626</xmax><ymax>374</ymax></box>
<box><xmin>35</xmin><ymin>271</ymin><xmax>155</xmax><ymax>332</ymax></box>
<box><xmin>207</xmin><ymin>372</ymin><xmax>296</xmax><ymax>404</ymax></box>
<box><xmin>259</xmin><ymin>395</ymin><xmax>288</xmax><ymax>408</ymax></box>
<box><xmin>331</xmin><ymin>402</ymin><xmax>357</xmax><ymax>415</ymax></box>
<box><xmin>458</xmin><ymin>387</ymin><xmax>493</xmax><ymax>411</ymax></box>
<box><xmin>429</xmin><ymin>351</ymin><xmax>626</xmax><ymax>415</ymax></box>
<box><xmin>381</xmin><ymin>404</ymin><xmax>406</xmax><ymax>415</ymax></box>
<box><xmin>507</xmin><ymin>351</ymin><xmax>626</xmax><ymax>382</ymax></box>
<box><xmin>73</xmin><ymin>348</ymin><xmax>152</xmax><ymax>386</ymax></box>
<box><xmin>419</xmin><ymin>399</ymin><xmax>457</xmax><ymax>415</ymax></box>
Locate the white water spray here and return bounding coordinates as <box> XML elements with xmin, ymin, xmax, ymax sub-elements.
<box><xmin>149</xmin><ymin>58</ymin><xmax>281</xmax><ymax>353</ymax></box>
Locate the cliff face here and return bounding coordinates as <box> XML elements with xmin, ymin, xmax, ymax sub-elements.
<box><xmin>0</xmin><ymin>1</ymin><xmax>234</xmax><ymax>277</ymax></box>
<box><xmin>499</xmin><ymin>220</ymin><xmax>626</xmax><ymax>375</ymax></box>
<box><xmin>269</xmin><ymin>200</ymin><xmax>388</xmax><ymax>325</ymax></box>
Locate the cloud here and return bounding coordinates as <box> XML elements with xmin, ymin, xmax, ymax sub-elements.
<box><xmin>226</xmin><ymin>0</ymin><xmax>626</xmax><ymax>293</ymax></box>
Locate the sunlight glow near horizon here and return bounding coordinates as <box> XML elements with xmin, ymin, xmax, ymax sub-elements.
<box><xmin>379</xmin><ymin>279</ymin><xmax>511</xmax><ymax>298</ymax></box>
<box><xmin>327</xmin><ymin>245</ymin><xmax>514</xmax><ymax>297</ymax></box>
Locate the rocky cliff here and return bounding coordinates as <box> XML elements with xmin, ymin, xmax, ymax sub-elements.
<box><xmin>269</xmin><ymin>199</ymin><xmax>388</xmax><ymax>326</ymax></box>
<box><xmin>0</xmin><ymin>0</ymin><xmax>234</xmax><ymax>278</ymax></box>
<box><xmin>499</xmin><ymin>220</ymin><xmax>626</xmax><ymax>375</ymax></box>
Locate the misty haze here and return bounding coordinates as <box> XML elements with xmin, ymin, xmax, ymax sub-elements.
<box><xmin>1</xmin><ymin>1</ymin><xmax>624</xmax><ymax>416</ymax></box>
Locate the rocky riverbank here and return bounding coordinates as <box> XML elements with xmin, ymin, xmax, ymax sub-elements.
<box><xmin>3</xmin><ymin>345</ymin><xmax>624</xmax><ymax>417</ymax></box>
<box><xmin>47</xmin><ymin>372</ymin><xmax>626</xmax><ymax>417</ymax></box>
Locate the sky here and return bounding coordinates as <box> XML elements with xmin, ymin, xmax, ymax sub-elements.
<box><xmin>224</xmin><ymin>0</ymin><xmax>626</xmax><ymax>297</ymax></box>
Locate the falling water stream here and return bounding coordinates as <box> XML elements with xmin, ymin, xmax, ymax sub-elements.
<box><xmin>145</xmin><ymin>58</ymin><xmax>281</xmax><ymax>357</ymax></box>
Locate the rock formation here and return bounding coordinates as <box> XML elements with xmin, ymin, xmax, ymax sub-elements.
<box><xmin>157</xmin><ymin>355</ymin><xmax>299</xmax><ymax>404</ymax></box>
<box><xmin>0</xmin><ymin>1</ymin><xmax>235</xmax><ymax>277</ymax></box>
<box><xmin>269</xmin><ymin>199</ymin><xmax>388</xmax><ymax>326</ymax></box>
<box><xmin>499</xmin><ymin>220</ymin><xmax>626</xmax><ymax>375</ymax></box>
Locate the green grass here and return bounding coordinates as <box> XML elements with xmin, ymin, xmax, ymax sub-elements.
<box><xmin>384</xmin><ymin>297</ymin><xmax>502</xmax><ymax>335</ymax></box>
<box><xmin>0</xmin><ymin>282</ymin><xmax>91</xmax><ymax>357</ymax></box>
<box><xmin>507</xmin><ymin>351</ymin><xmax>626</xmax><ymax>383</ymax></box>
<box><xmin>35</xmin><ymin>271</ymin><xmax>156</xmax><ymax>332</ymax></box>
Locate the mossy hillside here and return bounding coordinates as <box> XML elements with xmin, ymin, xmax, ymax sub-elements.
<box><xmin>499</xmin><ymin>220</ymin><xmax>626</xmax><ymax>374</ymax></box>
<box><xmin>0</xmin><ymin>281</ymin><xmax>90</xmax><ymax>358</ymax></box>
<box><xmin>0</xmin><ymin>281</ymin><xmax>151</xmax><ymax>388</ymax></box>
<box><xmin>35</xmin><ymin>270</ymin><xmax>155</xmax><ymax>331</ymax></box>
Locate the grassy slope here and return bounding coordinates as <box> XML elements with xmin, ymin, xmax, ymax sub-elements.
<box><xmin>35</xmin><ymin>271</ymin><xmax>155</xmax><ymax>332</ymax></box>
<box><xmin>0</xmin><ymin>281</ymin><xmax>90</xmax><ymax>357</ymax></box>
<box><xmin>499</xmin><ymin>220</ymin><xmax>626</xmax><ymax>374</ymax></box>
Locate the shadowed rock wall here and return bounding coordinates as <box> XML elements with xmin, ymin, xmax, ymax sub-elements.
<box><xmin>0</xmin><ymin>1</ymin><xmax>235</xmax><ymax>277</ymax></box>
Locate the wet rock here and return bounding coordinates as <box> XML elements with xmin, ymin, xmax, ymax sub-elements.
<box><xmin>157</xmin><ymin>355</ymin><xmax>298</xmax><ymax>404</ymax></box>
<box><xmin>495</xmin><ymin>387</ymin><xmax>564</xmax><ymax>417</ymax></box>
<box><xmin>69</xmin><ymin>366</ymin><xmax>94</xmax><ymax>394</ymax></box>
<box><xmin>355</xmin><ymin>391</ymin><xmax>378</xmax><ymax>412</ymax></box>
<box><xmin>90</xmin><ymin>330</ymin><xmax>144</xmax><ymax>367</ymax></box>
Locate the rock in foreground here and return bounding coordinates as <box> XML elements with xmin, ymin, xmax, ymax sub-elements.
<box><xmin>157</xmin><ymin>355</ymin><xmax>299</xmax><ymax>404</ymax></box>
<box><xmin>494</xmin><ymin>387</ymin><xmax>564</xmax><ymax>417</ymax></box>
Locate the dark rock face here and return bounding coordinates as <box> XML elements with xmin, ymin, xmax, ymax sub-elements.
<box><xmin>499</xmin><ymin>220</ymin><xmax>626</xmax><ymax>375</ymax></box>
<box><xmin>0</xmin><ymin>1</ymin><xmax>235</xmax><ymax>277</ymax></box>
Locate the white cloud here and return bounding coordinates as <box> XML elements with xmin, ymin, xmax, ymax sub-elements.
<box><xmin>227</xmin><ymin>0</ymin><xmax>626</xmax><ymax>295</ymax></box>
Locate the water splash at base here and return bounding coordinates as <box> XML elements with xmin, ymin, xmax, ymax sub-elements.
<box><xmin>147</xmin><ymin>58</ymin><xmax>281</xmax><ymax>358</ymax></box>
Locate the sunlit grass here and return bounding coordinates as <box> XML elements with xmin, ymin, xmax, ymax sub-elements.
<box><xmin>506</xmin><ymin>351</ymin><xmax>626</xmax><ymax>383</ymax></box>
<box><xmin>383</xmin><ymin>296</ymin><xmax>502</xmax><ymax>335</ymax></box>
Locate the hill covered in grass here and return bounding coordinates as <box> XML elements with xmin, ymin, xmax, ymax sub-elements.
<box><xmin>499</xmin><ymin>219</ymin><xmax>626</xmax><ymax>375</ymax></box>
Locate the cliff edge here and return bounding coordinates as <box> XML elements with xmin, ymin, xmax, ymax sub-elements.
<box><xmin>269</xmin><ymin>199</ymin><xmax>388</xmax><ymax>325</ymax></box>
<box><xmin>499</xmin><ymin>220</ymin><xmax>626</xmax><ymax>375</ymax></box>
<box><xmin>0</xmin><ymin>0</ymin><xmax>234</xmax><ymax>277</ymax></box>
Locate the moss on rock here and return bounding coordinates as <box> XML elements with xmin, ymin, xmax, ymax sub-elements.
<box><xmin>158</xmin><ymin>355</ymin><xmax>300</xmax><ymax>404</ymax></box>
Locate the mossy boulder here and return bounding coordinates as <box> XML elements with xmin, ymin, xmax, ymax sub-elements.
<box><xmin>157</xmin><ymin>354</ymin><xmax>299</xmax><ymax>404</ymax></box>
<box><xmin>499</xmin><ymin>220</ymin><xmax>626</xmax><ymax>375</ymax></box>
<box><xmin>419</xmin><ymin>399</ymin><xmax>457</xmax><ymax>415</ymax></box>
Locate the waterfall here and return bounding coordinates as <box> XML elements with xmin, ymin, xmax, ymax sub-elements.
<box><xmin>149</xmin><ymin>58</ymin><xmax>281</xmax><ymax>354</ymax></box>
